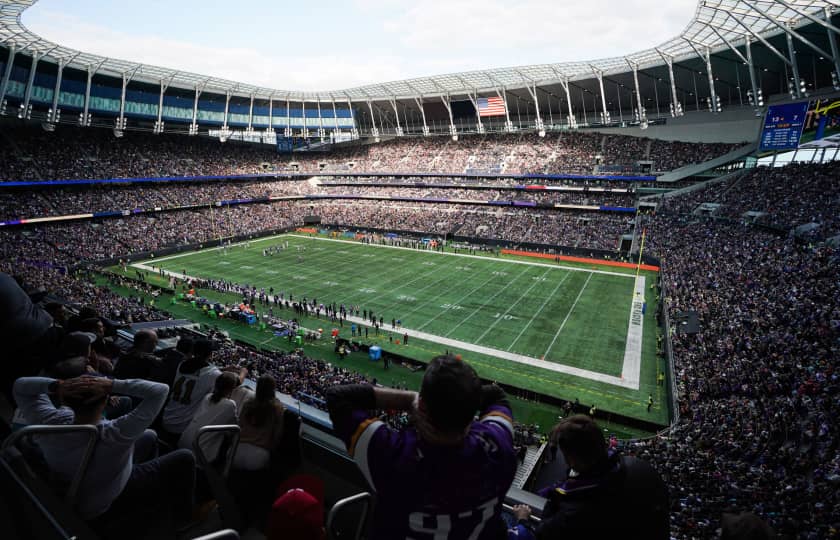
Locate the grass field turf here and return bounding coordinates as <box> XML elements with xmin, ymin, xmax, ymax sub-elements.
<box><xmin>99</xmin><ymin>278</ymin><xmax>656</xmax><ymax>440</ymax></box>
<box><xmin>126</xmin><ymin>233</ymin><xmax>668</xmax><ymax>424</ymax></box>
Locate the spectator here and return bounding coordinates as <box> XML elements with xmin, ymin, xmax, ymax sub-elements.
<box><xmin>153</xmin><ymin>336</ymin><xmax>194</xmax><ymax>389</ymax></box>
<box><xmin>515</xmin><ymin>415</ymin><xmax>668</xmax><ymax>539</ymax></box>
<box><xmin>113</xmin><ymin>329</ymin><xmax>161</xmax><ymax>382</ymax></box>
<box><xmin>12</xmin><ymin>375</ymin><xmax>195</xmax><ymax>536</ymax></box>
<box><xmin>234</xmin><ymin>374</ymin><xmax>286</xmax><ymax>471</ymax></box>
<box><xmin>326</xmin><ymin>355</ymin><xmax>517</xmax><ymax>539</ymax></box>
<box><xmin>178</xmin><ymin>371</ymin><xmax>240</xmax><ymax>462</ymax></box>
<box><xmin>161</xmin><ymin>338</ymin><xmax>223</xmax><ymax>440</ymax></box>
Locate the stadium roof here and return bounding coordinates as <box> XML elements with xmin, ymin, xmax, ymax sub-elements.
<box><xmin>0</xmin><ymin>0</ymin><xmax>838</xmax><ymax>102</ymax></box>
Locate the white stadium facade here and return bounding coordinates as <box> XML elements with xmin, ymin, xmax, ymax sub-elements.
<box><xmin>0</xmin><ymin>0</ymin><xmax>839</xmax><ymax>154</ymax></box>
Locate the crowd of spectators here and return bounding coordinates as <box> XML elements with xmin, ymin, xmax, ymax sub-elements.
<box><xmin>656</xmin><ymin>161</ymin><xmax>840</xmax><ymax>240</ymax></box>
<box><xmin>0</xmin><ymin>198</ymin><xmax>632</xmax><ymax>267</ymax></box>
<box><xmin>0</xmin><ymin>180</ymin><xmax>635</xmax><ymax>221</ymax></box>
<box><xmin>625</xmin><ymin>197</ymin><xmax>840</xmax><ymax>537</ymax></box>
<box><xmin>3</xmin><ymin>124</ymin><xmax>837</xmax><ymax>538</ymax></box>
<box><xmin>1</xmin><ymin>125</ymin><xmax>739</xmax><ymax>182</ymax></box>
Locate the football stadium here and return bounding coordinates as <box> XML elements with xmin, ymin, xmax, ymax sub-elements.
<box><xmin>0</xmin><ymin>0</ymin><xmax>838</xmax><ymax>538</ymax></box>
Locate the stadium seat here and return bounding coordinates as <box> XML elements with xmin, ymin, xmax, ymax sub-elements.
<box><xmin>326</xmin><ymin>492</ymin><xmax>372</xmax><ymax>540</ymax></box>
<box><xmin>1</xmin><ymin>426</ymin><xmax>101</xmax><ymax>540</ymax></box>
<box><xmin>193</xmin><ymin>425</ymin><xmax>242</xmax><ymax>532</ymax></box>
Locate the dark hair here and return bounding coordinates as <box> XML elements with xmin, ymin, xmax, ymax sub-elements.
<box><xmin>551</xmin><ymin>415</ymin><xmax>608</xmax><ymax>473</ymax></box>
<box><xmin>193</xmin><ymin>338</ymin><xmax>213</xmax><ymax>361</ymax></box>
<box><xmin>176</xmin><ymin>336</ymin><xmax>194</xmax><ymax>355</ymax></box>
<box><xmin>420</xmin><ymin>355</ymin><xmax>481</xmax><ymax>435</ymax></box>
<box><xmin>47</xmin><ymin>356</ymin><xmax>89</xmax><ymax>380</ymax></box>
<box><xmin>77</xmin><ymin>306</ymin><xmax>99</xmax><ymax>321</ymax></box>
<box><xmin>210</xmin><ymin>372</ymin><xmax>238</xmax><ymax>404</ymax></box>
<box><xmin>242</xmin><ymin>375</ymin><xmax>277</xmax><ymax>427</ymax></box>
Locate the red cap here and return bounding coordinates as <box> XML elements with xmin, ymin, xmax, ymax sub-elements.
<box><xmin>266</xmin><ymin>488</ymin><xmax>324</xmax><ymax>540</ymax></box>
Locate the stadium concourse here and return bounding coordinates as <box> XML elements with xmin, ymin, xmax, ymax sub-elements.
<box><xmin>0</xmin><ymin>121</ymin><xmax>838</xmax><ymax>539</ymax></box>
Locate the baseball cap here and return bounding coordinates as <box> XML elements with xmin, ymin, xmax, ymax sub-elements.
<box><xmin>266</xmin><ymin>486</ymin><xmax>325</xmax><ymax>540</ymax></box>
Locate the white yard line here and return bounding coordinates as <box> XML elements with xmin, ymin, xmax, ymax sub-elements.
<box><xmin>138</xmin><ymin>233</ymin><xmax>636</xmax><ymax>279</ymax></box>
<box><xmin>133</xmin><ymin>235</ymin><xmax>647</xmax><ymax>391</ymax></box>
<box><xmin>507</xmin><ymin>271</ymin><xmax>572</xmax><ymax>352</ymax></box>
<box><xmin>414</xmin><ymin>267</ymin><xmax>511</xmax><ymax>331</ymax></box>
<box><xmin>442</xmin><ymin>265</ymin><xmax>533</xmax><ymax>337</ymax></box>
<box><xmin>542</xmin><ymin>273</ymin><xmax>593</xmax><ymax>361</ymax></box>
<box><xmin>475</xmin><ymin>268</ymin><xmax>552</xmax><ymax>343</ymax></box>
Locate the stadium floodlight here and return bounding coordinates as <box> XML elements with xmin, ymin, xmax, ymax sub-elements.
<box><xmin>832</xmin><ymin>72</ymin><xmax>840</xmax><ymax>91</ymax></box>
<box><xmin>17</xmin><ymin>103</ymin><xmax>31</xmax><ymax>120</ymax></box>
<box><xmin>452</xmin><ymin>134</ymin><xmax>458</xmax><ymax>142</ymax></box>
<box><xmin>538</xmin><ymin>128</ymin><xmax>546</xmax><ymax>138</ymax></box>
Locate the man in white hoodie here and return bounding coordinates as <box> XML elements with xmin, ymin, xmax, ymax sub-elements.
<box><xmin>13</xmin><ymin>374</ymin><xmax>195</xmax><ymax>537</ymax></box>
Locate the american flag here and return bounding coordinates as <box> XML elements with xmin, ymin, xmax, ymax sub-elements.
<box><xmin>477</xmin><ymin>96</ymin><xmax>506</xmax><ymax>117</ymax></box>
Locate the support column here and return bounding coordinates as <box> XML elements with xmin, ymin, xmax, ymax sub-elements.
<box><xmin>592</xmin><ymin>67</ymin><xmax>610</xmax><ymax>125</ymax></box>
<box><xmin>21</xmin><ymin>52</ymin><xmax>41</xmax><ymax>120</ymax></box>
<box><xmin>440</xmin><ymin>95</ymin><xmax>456</xmax><ymax>137</ymax></box>
<box><xmin>629</xmin><ymin>61</ymin><xmax>646</xmax><ymax>124</ymax></box>
<box><xmin>49</xmin><ymin>60</ymin><xmax>66</xmax><ymax>124</ymax></box>
<box><xmin>704</xmin><ymin>48</ymin><xmax>720</xmax><ymax>113</ymax></box>
<box><xmin>154</xmin><ymin>78</ymin><xmax>170</xmax><ymax>134</ymax></box>
<box><xmin>496</xmin><ymin>89</ymin><xmax>513</xmax><ymax>133</ymax></box>
<box><xmin>316</xmin><ymin>99</ymin><xmax>325</xmax><ymax>139</ymax></box>
<box><xmin>659</xmin><ymin>51</ymin><xmax>683</xmax><ymax>117</ymax></box>
<box><xmin>285</xmin><ymin>99</ymin><xmax>291</xmax><ymax>138</ymax></box>
<box><xmin>465</xmin><ymin>91</ymin><xmax>484</xmax><ymax>134</ymax></box>
<box><xmin>301</xmin><ymin>101</ymin><xmax>309</xmax><ymax>138</ymax></box>
<box><xmin>413</xmin><ymin>97</ymin><xmax>429</xmax><ymax>136</ymax></box>
<box><xmin>81</xmin><ymin>66</ymin><xmax>94</xmax><ymax>127</ymax></box>
<box><xmin>331</xmin><ymin>98</ymin><xmax>340</xmax><ymax>137</ymax></box>
<box><xmin>116</xmin><ymin>72</ymin><xmax>129</xmax><ymax>131</ymax></box>
<box><xmin>267</xmin><ymin>95</ymin><xmax>275</xmax><ymax>135</ymax></box>
<box><xmin>559</xmin><ymin>78</ymin><xmax>576</xmax><ymax>128</ymax></box>
<box><xmin>190</xmin><ymin>85</ymin><xmax>202</xmax><ymax>135</ymax></box>
<box><xmin>523</xmin><ymin>83</ymin><xmax>544</xmax><ymax>133</ymax></box>
<box><xmin>347</xmin><ymin>98</ymin><xmax>358</xmax><ymax>138</ymax></box>
<box><xmin>367</xmin><ymin>100</ymin><xmax>379</xmax><ymax>139</ymax></box>
<box><xmin>745</xmin><ymin>38</ymin><xmax>762</xmax><ymax>110</ymax></box>
<box><xmin>247</xmin><ymin>94</ymin><xmax>255</xmax><ymax>133</ymax></box>
<box><xmin>0</xmin><ymin>44</ymin><xmax>16</xmax><ymax>114</ymax></box>
<box><xmin>388</xmin><ymin>97</ymin><xmax>403</xmax><ymax>136</ymax></box>
<box><xmin>786</xmin><ymin>32</ymin><xmax>804</xmax><ymax>98</ymax></box>
<box><xmin>222</xmin><ymin>90</ymin><xmax>232</xmax><ymax>131</ymax></box>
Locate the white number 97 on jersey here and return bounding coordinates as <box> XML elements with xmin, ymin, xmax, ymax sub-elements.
<box><xmin>408</xmin><ymin>498</ymin><xmax>498</xmax><ymax>540</ymax></box>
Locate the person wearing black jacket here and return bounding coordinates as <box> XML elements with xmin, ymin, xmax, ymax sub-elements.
<box><xmin>513</xmin><ymin>415</ymin><xmax>669</xmax><ymax>539</ymax></box>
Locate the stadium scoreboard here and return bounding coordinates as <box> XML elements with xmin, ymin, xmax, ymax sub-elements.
<box><xmin>760</xmin><ymin>102</ymin><xmax>809</xmax><ymax>151</ymax></box>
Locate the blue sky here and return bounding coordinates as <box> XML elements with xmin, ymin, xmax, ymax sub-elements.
<box><xmin>24</xmin><ymin>0</ymin><xmax>698</xmax><ymax>91</ymax></box>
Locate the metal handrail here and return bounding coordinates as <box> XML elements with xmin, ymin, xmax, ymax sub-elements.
<box><xmin>326</xmin><ymin>492</ymin><xmax>372</xmax><ymax>540</ymax></box>
<box><xmin>190</xmin><ymin>529</ymin><xmax>240</xmax><ymax>540</ymax></box>
<box><xmin>193</xmin><ymin>425</ymin><xmax>240</xmax><ymax>478</ymax></box>
<box><xmin>502</xmin><ymin>502</ymin><xmax>542</xmax><ymax>524</ymax></box>
<box><xmin>2</xmin><ymin>424</ymin><xmax>99</xmax><ymax>507</ymax></box>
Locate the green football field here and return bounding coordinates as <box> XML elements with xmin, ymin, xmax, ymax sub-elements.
<box><xmin>132</xmin><ymin>233</ymin><xmax>667</xmax><ymax>424</ymax></box>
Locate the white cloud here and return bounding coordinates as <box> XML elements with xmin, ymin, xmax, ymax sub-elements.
<box><xmin>23</xmin><ymin>1</ymin><xmax>698</xmax><ymax>91</ymax></box>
